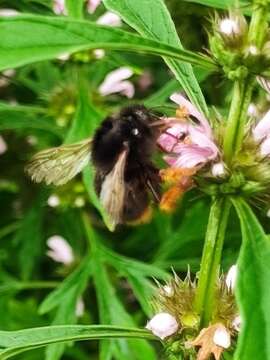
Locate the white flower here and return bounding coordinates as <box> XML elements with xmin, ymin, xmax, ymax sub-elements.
<box><xmin>47</xmin><ymin>194</ymin><xmax>60</xmax><ymax>208</ymax></box>
<box><xmin>0</xmin><ymin>9</ymin><xmax>18</xmax><ymax>16</ymax></box>
<box><xmin>226</xmin><ymin>264</ymin><xmax>237</xmax><ymax>291</ymax></box>
<box><xmin>211</xmin><ymin>162</ymin><xmax>226</xmax><ymax>177</ymax></box>
<box><xmin>97</xmin><ymin>11</ymin><xmax>122</xmax><ymax>27</ymax></box>
<box><xmin>232</xmin><ymin>315</ymin><xmax>241</xmax><ymax>332</ymax></box>
<box><xmin>0</xmin><ymin>136</ymin><xmax>7</xmax><ymax>155</ymax></box>
<box><xmin>252</xmin><ymin>109</ymin><xmax>270</xmax><ymax>157</ymax></box>
<box><xmin>213</xmin><ymin>326</ymin><xmax>231</xmax><ymax>349</ymax></box>
<box><xmin>87</xmin><ymin>0</ymin><xmax>102</xmax><ymax>14</ymax></box>
<box><xmin>98</xmin><ymin>67</ymin><xmax>135</xmax><ymax>98</ymax></box>
<box><xmin>146</xmin><ymin>312</ymin><xmax>178</xmax><ymax>340</ymax></box>
<box><xmin>75</xmin><ymin>297</ymin><xmax>85</xmax><ymax>317</ymax></box>
<box><xmin>47</xmin><ymin>235</ymin><xmax>74</xmax><ymax>265</ymax></box>
<box><xmin>219</xmin><ymin>18</ymin><xmax>239</xmax><ymax>36</ymax></box>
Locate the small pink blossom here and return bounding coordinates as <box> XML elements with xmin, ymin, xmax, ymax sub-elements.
<box><xmin>252</xmin><ymin>109</ymin><xmax>270</xmax><ymax>157</ymax></box>
<box><xmin>158</xmin><ymin>93</ymin><xmax>219</xmax><ymax>168</ymax></box>
<box><xmin>47</xmin><ymin>235</ymin><xmax>74</xmax><ymax>265</ymax></box>
<box><xmin>97</xmin><ymin>11</ymin><xmax>122</xmax><ymax>27</ymax></box>
<box><xmin>87</xmin><ymin>0</ymin><xmax>102</xmax><ymax>14</ymax></box>
<box><xmin>53</xmin><ymin>0</ymin><xmax>67</xmax><ymax>15</ymax></box>
<box><xmin>0</xmin><ymin>136</ymin><xmax>7</xmax><ymax>155</ymax></box>
<box><xmin>98</xmin><ymin>67</ymin><xmax>135</xmax><ymax>98</ymax></box>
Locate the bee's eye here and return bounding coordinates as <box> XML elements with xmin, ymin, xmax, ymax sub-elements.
<box><xmin>131</xmin><ymin>128</ymin><xmax>139</xmax><ymax>136</ymax></box>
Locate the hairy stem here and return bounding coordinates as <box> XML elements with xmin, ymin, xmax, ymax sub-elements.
<box><xmin>194</xmin><ymin>198</ymin><xmax>231</xmax><ymax>327</ymax></box>
<box><xmin>223</xmin><ymin>1</ymin><xmax>267</xmax><ymax>164</ymax></box>
<box><xmin>223</xmin><ymin>79</ymin><xmax>254</xmax><ymax>164</ymax></box>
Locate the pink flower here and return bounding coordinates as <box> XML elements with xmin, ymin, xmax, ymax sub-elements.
<box><xmin>158</xmin><ymin>93</ymin><xmax>219</xmax><ymax>168</ymax></box>
<box><xmin>47</xmin><ymin>235</ymin><xmax>74</xmax><ymax>265</ymax></box>
<box><xmin>53</xmin><ymin>0</ymin><xmax>67</xmax><ymax>15</ymax></box>
<box><xmin>0</xmin><ymin>136</ymin><xmax>7</xmax><ymax>155</ymax></box>
<box><xmin>87</xmin><ymin>0</ymin><xmax>102</xmax><ymax>14</ymax></box>
<box><xmin>98</xmin><ymin>67</ymin><xmax>135</xmax><ymax>98</ymax></box>
<box><xmin>97</xmin><ymin>11</ymin><xmax>122</xmax><ymax>27</ymax></box>
<box><xmin>252</xmin><ymin>109</ymin><xmax>270</xmax><ymax>156</ymax></box>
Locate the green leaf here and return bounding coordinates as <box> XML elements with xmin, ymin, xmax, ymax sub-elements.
<box><xmin>182</xmin><ymin>0</ymin><xmax>250</xmax><ymax>11</ymax></box>
<box><xmin>232</xmin><ymin>198</ymin><xmax>270</xmax><ymax>360</ymax></box>
<box><xmin>13</xmin><ymin>190</ymin><xmax>48</xmax><ymax>280</ymax></box>
<box><xmin>0</xmin><ymin>103</ymin><xmax>63</xmax><ymax>137</ymax></box>
<box><xmin>0</xmin><ymin>15</ymin><xmax>216</xmax><ymax>72</ymax></box>
<box><xmin>39</xmin><ymin>256</ymin><xmax>92</xmax><ymax>314</ymax></box>
<box><xmin>0</xmin><ymin>325</ymin><xmax>155</xmax><ymax>359</ymax></box>
<box><xmin>103</xmin><ymin>0</ymin><xmax>209</xmax><ymax>115</ymax></box>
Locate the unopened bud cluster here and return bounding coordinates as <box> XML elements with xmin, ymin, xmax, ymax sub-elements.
<box><xmin>209</xmin><ymin>12</ymin><xmax>270</xmax><ymax>79</ymax></box>
<box><xmin>146</xmin><ymin>270</ymin><xmax>239</xmax><ymax>359</ymax></box>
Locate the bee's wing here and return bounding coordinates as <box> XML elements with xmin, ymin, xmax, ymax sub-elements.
<box><xmin>99</xmin><ymin>148</ymin><xmax>128</xmax><ymax>228</ymax></box>
<box><xmin>25</xmin><ymin>138</ymin><xmax>92</xmax><ymax>186</ymax></box>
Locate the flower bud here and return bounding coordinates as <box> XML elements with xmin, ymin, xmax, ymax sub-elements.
<box><xmin>213</xmin><ymin>327</ymin><xmax>231</xmax><ymax>348</ymax></box>
<box><xmin>211</xmin><ymin>162</ymin><xmax>226</xmax><ymax>178</ymax></box>
<box><xmin>232</xmin><ymin>315</ymin><xmax>241</xmax><ymax>332</ymax></box>
<box><xmin>217</xmin><ymin>14</ymin><xmax>247</xmax><ymax>48</ymax></box>
<box><xmin>146</xmin><ymin>312</ymin><xmax>179</xmax><ymax>340</ymax></box>
<box><xmin>226</xmin><ymin>264</ymin><xmax>237</xmax><ymax>291</ymax></box>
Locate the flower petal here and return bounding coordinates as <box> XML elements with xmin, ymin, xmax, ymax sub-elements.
<box><xmin>99</xmin><ymin>67</ymin><xmax>134</xmax><ymax>97</ymax></box>
<box><xmin>253</xmin><ymin>109</ymin><xmax>270</xmax><ymax>141</ymax></box>
<box><xmin>47</xmin><ymin>235</ymin><xmax>74</xmax><ymax>265</ymax></box>
<box><xmin>97</xmin><ymin>11</ymin><xmax>122</xmax><ymax>27</ymax></box>
<box><xmin>87</xmin><ymin>0</ymin><xmax>102</xmax><ymax>14</ymax></box>
<box><xmin>170</xmin><ymin>93</ymin><xmax>211</xmax><ymax>136</ymax></box>
<box><xmin>146</xmin><ymin>312</ymin><xmax>178</xmax><ymax>340</ymax></box>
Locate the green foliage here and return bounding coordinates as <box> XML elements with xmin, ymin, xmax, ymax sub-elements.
<box><xmin>232</xmin><ymin>198</ymin><xmax>270</xmax><ymax>360</ymax></box>
<box><xmin>0</xmin><ymin>0</ymin><xmax>269</xmax><ymax>359</ymax></box>
<box><xmin>0</xmin><ymin>16</ymin><xmax>215</xmax><ymax>71</ymax></box>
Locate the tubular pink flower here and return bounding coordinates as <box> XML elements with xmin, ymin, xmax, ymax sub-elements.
<box><xmin>47</xmin><ymin>235</ymin><xmax>74</xmax><ymax>265</ymax></box>
<box><xmin>252</xmin><ymin>109</ymin><xmax>270</xmax><ymax>157</ymax></box>
<box><xmin>253</xmin><ymin>109</ymin><xmax>270</xmax><ymax>142</ymax></box>
<box><xmin>87</xmin><ymin>0</ymin><xmax>102</xmax><ymax>14</ymax></box>
<box><xmin>98</xmin><ymin>67</ymin><xmax>135</xmax><ymax>98</ymax></box>
<box><xmin>53</xmin><ymin>0</ymin><xmax>66</xmax><ymax>15</ymax></box>
<box><xmin>158</xmin><ymin>93</ymin><xmax>219</xmax><ymax>169</ymax></box>
<box><xmin>97</xmin><ymin>11</ymin><xmax>122</xmax><ymax>27</ymax></box>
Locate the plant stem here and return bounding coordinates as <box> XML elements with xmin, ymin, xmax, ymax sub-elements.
<box><xmin>194</xmin><ymin>198</ymin><xmax>231</xmax><ymax>327</ymax></box>
<box><xmin>223</xmin><ymin>79</ymin><xmax>254</xmax><ymax>164</ymax></box>
<box><xmin>223</xmin><ymin>2</ymin><xmax>267</xmax><ymax>164</ymax></box>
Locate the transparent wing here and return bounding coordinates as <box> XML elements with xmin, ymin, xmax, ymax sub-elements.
<box><xmin>25</xmin><ymin>138</ymin><xmax>92</xmax><ymax>186</ymax></box>
<box><xmin>99</xmin><ymin>148</ymin><xmax>128</xmax><ymax>228</ymax></box>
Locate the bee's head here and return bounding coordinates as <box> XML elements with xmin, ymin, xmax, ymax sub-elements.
<box><xmin>119</xmin><ymin>104</ymin><xmax>157</xmax><ymax>141</ymax></box>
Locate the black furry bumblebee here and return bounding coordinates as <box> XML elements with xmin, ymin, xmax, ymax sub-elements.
<box><xmin>26</xmin><ymin>105</ymin><xmax>163</xmax><ymax>230</ymax></box>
